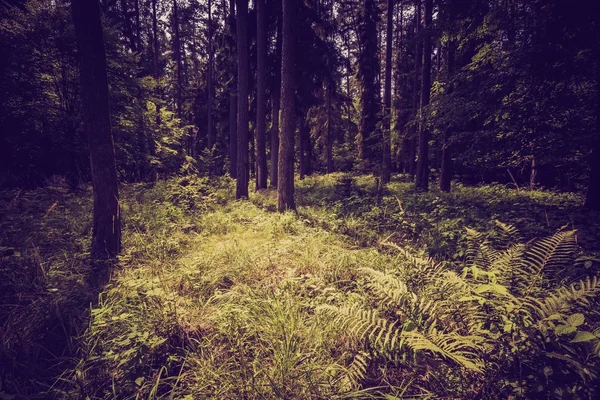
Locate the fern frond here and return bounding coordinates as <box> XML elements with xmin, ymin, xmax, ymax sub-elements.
<box><xmin>516</xmin><ymin>230</ymin><xmax>577</xmax><ymax>295</ymax></box>
<box><xmin>317</xmin><ymin>304</ymin><xmax>403</xmax><ymax>351</ymax></box>
<box><xmin>359</xmin><ymin>267</ymin><xmax>411</xmax><ymax>307</ymax></box>
<box><xmin>403</xmin><ymin>327</ymin><xmax>485</xmax><ymax>373</ymax></box>
<box><xmin>493</xmin><ymin>220</ymin><xmax>523</xmax><ymax>249</ymax></box>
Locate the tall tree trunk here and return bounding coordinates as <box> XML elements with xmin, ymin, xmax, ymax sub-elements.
<box><xmin>229</xmin><ymin>0</ymin><xmax>237</xmax><ymax>178</ymax></box>
<box><xmin>72</xmin><ymin>0</ymin><xmax>121</xmax><ymax>287</ymax></box>
<box><xmin>357</xmin><ymin>0</ymin><xmax>380</xmax><ymax>169</ymax></box>
<box><xmin>415</xmin><ymin>0</ymin><xmax>431</xmax><ymax>191</ymax></box>
<box><xmin>277</xmin><ymin>0</ymin><xmax>296</xmax><ymax>212</ymax></box>
<box><xmin>152</xmin><ymin>0</ymin><xmax>161</xmax><ymax>131</ymax></box>
<box><xmin>326</xmin><ymin>81</ymin><xmax>334</xmax><ymax>173</ymax></box>
<box><xmin>173</xmin><ymin>0</ymin><xmax>182</xmax><ymax>119</ymax></box>
<box><xmin>255</xmin><ymin>0</ymin><xmax>267</xmax><ymax>189</ymax></box>
<box><xmin>270</xmin><ymin>12</ymin><xmax>282</xmax><ymax>187</ymax></box>
<box><xmin>207</xmin><ymin>0</ymin><xmax>214</xmax><ymax>161</ymax></box>
<box><xmin>382</xmin><ymin>0</ymin><xmax>393</xmax><ymax>183</ymax></box>
<box><xmin>408</xmin><ymin>0</ymin><xmax>421</xmax><ymax>178</ymax></box>
<box><xmin>440</xmin><ymin>38</ymin><xmax>455</xmax><ymax>192</ymax></box>
<box><xmin>235</xmin><ymin>0</ymin><xmax>249</xmax><ymax>198</ymax></box>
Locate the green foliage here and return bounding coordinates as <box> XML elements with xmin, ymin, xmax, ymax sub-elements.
<box><xmin>317</xmin><ymin>224</ymin><xmax>600</xmax><ymax>398</ymax></box>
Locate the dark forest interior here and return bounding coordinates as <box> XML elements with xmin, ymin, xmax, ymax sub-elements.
<box><xmin>1</xmin><ymin>0</ymin><xmax>600</xmax><ymax>398</ymax></box>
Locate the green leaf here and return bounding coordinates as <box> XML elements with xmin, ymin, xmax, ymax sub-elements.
<box><xmin>566</xmin><ymin>313</ymin><xmax>584</xmax><ymax>327</ymax></box>
<box><xmin>571</xmin><ymin>331</ymin><xmax>597</xmax><ymax>343</ymax></box>
<box><xmin>135</xmin><ymin>377</ymin><xmax>144</xmax><ymax>386</ymax></box>
<box><xmin>555</xmin><ymin>325</ymin><xmax>576</xmax><ymax>335</ymax></box>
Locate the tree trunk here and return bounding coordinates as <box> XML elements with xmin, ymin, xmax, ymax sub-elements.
<box><xmin>408</xmin><ymin>0</ymin><xmax>421</xmax><ymax>179</ymax></box>
<box><xmin>326</xmin><ymin>81</ymin><xmax>334</xmax><ymax>173</ymax></box>
<box><xmin>256</xmin><ymin>0</ymin><xmax>267</xmax><ymax>189</ymax></box>
<box><xmin>72</xmin><ymin>0</ymin><xmax>121</xmax><ymax>287</ymax></box>
<box><xmin>207</xmin><ymin>0</ymin><xmax>215</xmax><ymax>165</ymax></box>
<box><xmin>235</xmin><ymin>0</ymin><xmax>249</xmax><ymax>198</ymax></box>
<box><xmin>299</xmin><ymin>114</ymin><xmax>306</xmax><ymax>180</ymax></box>
<box><xmin>277</xmin><ymin>0</ymin><xmax>296</xmax><ymax>212</ymax></box>
<box><xmin>440</xmin><ymin>38</ymin><xmax>455</xmax><ymax>192</ymax></box>
<box><xmin>357</xmin><ymin>0</ymin><xmax>380</xmax><ymax>169</ymax></box>
<box><xmin>229</xmin><ymin>0</ymin><xmax>237</xmax><ymax>178</ymax></box>
<box><xmin>415</xmin><ymin>0</ymin><xmax>431</xmax><ymax>191</ymax></box>
<box><xmin>270</xmin><ymin>10</ymin><xmax>282</xmax><ymax>187</ymax></box>
<box><xmin>382</xmin><ymin>0</ymin><xmax>393</xmax><ymax>184</ymax></box>
<box><xmin>173</xmin><ymin>0</ymin><xmax>182</xmax><ymax>119</ymax></box>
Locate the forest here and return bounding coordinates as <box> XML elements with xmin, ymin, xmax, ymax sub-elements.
<box><xmin>1</xmin><ymin>0</ymin><xmax>600</xmax><ymax>398</ymax></box>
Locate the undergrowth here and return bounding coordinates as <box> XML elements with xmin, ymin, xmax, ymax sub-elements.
<box><xmin>1</xmin><ymin>173</ymin><xmax>599</xmax><ymax>398</ymax></box>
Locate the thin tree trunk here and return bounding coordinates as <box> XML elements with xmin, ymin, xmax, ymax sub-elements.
<box><xmin>229</xmin><ymin>0</ymin><xmax>237</xmax><ymax>178</ymax></box>
<box><xmin>72</xmin><ymin>0</ymin><xmax>121</xmax><ymax>287</ymax></box>
<box><xmin>173</xmin><ymin>0</ymin><xmax>182</xmax><ymax>119</ymax></box>
<box><xmin>270</xmin><ymin>6</ymin><xmax>282</xmax><ymax>187</ymax></box>
<box><xmin>207</xmin><ymin>0</ymin><xmax>214</xmax><ymax>160</ymax></box>
<box><xmin>326</xmin><ymin>81</ymin><xmax>334</xmax><ymax>173</ymax></box>
<box><xmin>277</xmin><ymin>0</ymin><xmax>296</xmax><ymax>212</ymax></box>
<box><xmin>415</xmin><ymin>0</ymin><xmax>431</xmax><ymax>191</ymax></box>
<box><xmin>236</xmin><ymin>0</ymin><xmax>249</xmax><ymax>198</ymax></box>
<box><xmin>382</xmin><ymin>0</ymin><xmax>393</xmax><ymax>184</ymax></box>
<box><xmin>440</xmin><ymin>38</ymin><xmax>455</xmax><ymax>192</ymax></box>
<box><xmin>256</xmin><ymin>0</ymin><xmax>267</xmax><ymax>189</ymax></box>
<box><xmin>299</xmin><ymin>114</ymin><xmax>305</xmax><ymax>180</ymax></box>
<box><xmin>408</xmin><ymin>0</ymin><xmax>421</xmax><ymax>178</ymax></box>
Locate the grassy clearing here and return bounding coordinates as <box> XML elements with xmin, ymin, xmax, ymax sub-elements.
<box><xmin>2</xmin><ymin>173</ymin><xmax>600</xmax><ymax>399</ymax></box>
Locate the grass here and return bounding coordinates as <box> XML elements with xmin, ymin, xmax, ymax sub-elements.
<box><xmin>1</xmin><ymin>173</ymin><xmax>599</xmax><ymax>398</ymax></box>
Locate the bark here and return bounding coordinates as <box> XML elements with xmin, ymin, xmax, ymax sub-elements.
<box><xmin>207</xmin><ymin>0</ymin><xmax>214</xmax><ymax>157</ymax></box>
<box><xmin>255</xmin><ymin>0</ymin><xmax>267</xmax><ymax>189</ymax></box>
<box><xmin>415</xmin><ymin>0</ymin><xmax>432</xmax><ymax>191</ymax></box>
<box><xmin>235</xmin><ymin>0</ymin><xmax>249</xmax><ymax>198</ymax></box>
<box><xmin>299</xmin><ymin>114</ymin><xmax>305</xmax><ymax>180</ymax></box>
<box><xmin>440</xmin><ymin>38</ymin><xmax>455</xmax><ymax>192</ymax></box>
<box><xmin>408</xmin><ymin>0</ymin><xmax>421</xmax><ymax>178</ymax></box>
<box><xmin>357</xmin><ymin>0</ymin><xmax>380</xmax><ymax>168</ymax></box>
<box><xmin>277</xmin><ymin>0</ymin><xmax>296</xmax><ymax>212</ymax></box>
<box><xmin>173</xmin><ymin>0</ymin><xmax>182</xmax><ymax>119</ymax></box>
<box><xmin>326</xmin><ymin>81</ymin><xmax>334</xmax><ymax>174</ymax></box>
<box><xmin>382</xmin><ymin>0</ymin><xmax>393</xmax><ymax>184</ymax></box>
<box><xmin>72</xmin><ymin>0</ymin><xmax>121</xmax><ymax>287</ymax></box>
<box><xmin>229</xmin><ymin>0</ymin><xmax>237</xmax><ymax>178</ymax></box>
<box><xmin>152</xmin><ymin>0</ymin><xmax>161</xmax><ymax>129</ymax></box>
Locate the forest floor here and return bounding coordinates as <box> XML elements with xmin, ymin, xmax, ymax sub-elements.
<box><xmin>1</xmin><ymin>174</ymin><xmax>599</xmax><ymax>399</ymax></box>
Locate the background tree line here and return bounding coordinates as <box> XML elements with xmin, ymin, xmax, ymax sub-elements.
<box><xmin>1</xmin><ymin>0</ymin><xmax>599</xmax><ymax>208</ymax></box>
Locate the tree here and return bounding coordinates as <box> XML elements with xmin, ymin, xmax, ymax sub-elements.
<box><xmin>229</xmin><ymin>0</ymin><xmax>238</xmax><ymax>178</ymax></box>
<box><xmin>207</xmin><ymin>0</ymin><xmax>215</xmax><ymax>168</ymax></box>
<box><xmin>270</xmin><ymin>9</ymin><xmax>282</xmax><ymax>187</ymax></box>
<box><xmin>235</xmin><ymin>0</ymin><xmax>249</xmax><ymax>198</ymax></box>
<box><xmin>357</xmin><ymin>0</ymin><xmax>380</xmax><ymax>169</ymax></box>
<box><xmin>382</xmin><ymin>0</ymin><xmax>393</xmax><ymax>184</ymax></box>
<box><xmin>415</xmin><ymin>0</ymin><xmax>432</xmax><ymax>191</ymax></box>
<box><xmin>71</xmin><ymin>0</ymin><xmax>121</xmax><ymax>286</ymax></box>
<box><xmin>277</xmin><ymin>0</ymin><xmax>296</xmax><ymax>212</ymax></box>
<box><xmin>255</xmin><ymin>0</ymin><xmax>267</xmax><ymax>189</ymax></box>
